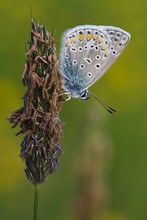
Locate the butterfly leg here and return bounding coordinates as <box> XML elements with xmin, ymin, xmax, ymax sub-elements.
<box><xmin>58</xmin><ymin>92</ymin><xmax>72</xmax><ymax>101</ymax></box>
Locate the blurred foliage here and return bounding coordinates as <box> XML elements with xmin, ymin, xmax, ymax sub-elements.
<box><xmin>0</xmin><ymin>0</ymin><xmax>147</xmax><ymax>220</ymax></box>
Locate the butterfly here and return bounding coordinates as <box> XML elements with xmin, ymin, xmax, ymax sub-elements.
<box><xmin>59</xmin><ymin>25</ymin><xmax>131</xmax><ymax>113</ymax></box>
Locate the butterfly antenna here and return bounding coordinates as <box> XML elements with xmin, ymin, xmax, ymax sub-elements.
<box><xmin>89</xmin><ymin>92</ymin><xmax>117</xmax><ymax>115</ymax></box>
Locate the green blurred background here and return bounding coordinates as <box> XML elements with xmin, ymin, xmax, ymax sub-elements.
<box><xmin>1</xmin><ymin>0</ymin><xmax>147</xmax><ymax>219</ymax></box>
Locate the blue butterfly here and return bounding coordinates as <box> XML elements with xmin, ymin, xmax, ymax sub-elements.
<box><xmin>59</xmin><ymin>25</ymin><xmax>131</xmax><ymax>113</ymax></box>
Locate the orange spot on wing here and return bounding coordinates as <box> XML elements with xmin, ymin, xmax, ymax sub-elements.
<box><xmin>86</xmin><ymin>33</ymin><xmax>91</xmax><ymax>41</ymax></box>
<box><xmin>98</xmin><ymin>37</ymin><xmax>103</xmax><ymax>43</ymax></box>
<box><xmin>101</xmin><ymin>44</ymin><xmax>108</xmax><ymax>50</ymax></box>
<box><xmin>93</xmin><ymin>34</ymin><xmax>98</xmax><ymax>40</ymax></box>
<box><xmin>65</xmin><ymin>38</ymin><xmax>72</xmax><ymax>46</ymax></box>
<box><xmin>78</xmin><ymin>33</ymin><xmax>84</xmax><ymax>41</ymax></box>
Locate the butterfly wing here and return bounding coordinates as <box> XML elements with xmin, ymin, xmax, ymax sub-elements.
<box><xmin>59</xmin><ymin>25</ymin><xmax>131</xmax><ymax>91</ymax></box>
<box><xmin>82</xmin><ymin>25</ymin><xmax>131</xmax><ymax>89</ymax></box>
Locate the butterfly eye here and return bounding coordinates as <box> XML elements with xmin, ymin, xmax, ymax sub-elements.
<box><xmin>80</xmin><ymin>90</ymin><xmax>88</xmax><ymax>100</ymax></box>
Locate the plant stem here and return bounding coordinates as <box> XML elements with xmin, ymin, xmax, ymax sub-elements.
<box><xmin>33</xmin><ymin>185</ymin><xmax>40</xmax><ymax>220</ymax></box>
